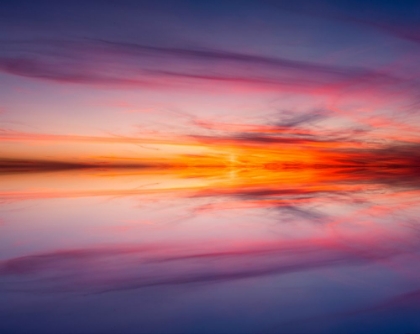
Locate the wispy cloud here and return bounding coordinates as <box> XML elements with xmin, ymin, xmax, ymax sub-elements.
<box><xmin>1</xmin><ymin>229</ymin><xmax>418</xmax><ymax>294</ymax></box>
<box><xmin>0</xmin><ymin>38</ymin><xmax>415</xmax><ymax>100</ymax></box>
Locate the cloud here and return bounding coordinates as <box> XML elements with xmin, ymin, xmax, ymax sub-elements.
<box><xmin>0</xmin><ymin>128</ymin><xmax>196</xmax><ymax>146</ymax></box>
<box><xmin>0</xmin><ymin>230</ymin><xmax>417</xmax><ymax>294</ymax></box>
<box><xmin>0</xmin><ymin>57</ymin><xmax>162</xmax><ymax>88</ymax></box>
<box><xmin>0</xmin><ymin>38</ymin><xmax>412</xmax><ymax>99</ymax></box>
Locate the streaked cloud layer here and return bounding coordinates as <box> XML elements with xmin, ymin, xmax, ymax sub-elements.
<box><xmin>1</xmin><ymin>1</ymin><xmax>420</xmax><ymax>157</ymax></box>
<box><xmin>1</xmin><ymin>1</ymin><xmax>420</xmax><ymax>333</ymax></box>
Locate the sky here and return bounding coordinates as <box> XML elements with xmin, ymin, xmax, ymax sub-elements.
<box><xmin>1</xmin><ymin>0</ymin><xmax>420</xmax><ymax>168</ymax></box>
<box><xmin>2</xmin><ymin>2</ymin><xmax>420</xmax><ymax>333</ymax></box>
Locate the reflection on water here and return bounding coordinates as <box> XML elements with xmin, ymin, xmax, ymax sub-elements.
<box><xmin>1</xmin><ymin>167</ymin><xmax>420</xmax><ymax>333</ymax></box>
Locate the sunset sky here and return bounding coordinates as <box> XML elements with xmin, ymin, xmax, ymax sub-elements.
<box><xmin>1</xmin><ymin>0</ymin><xmax>420</xmax><ymax>168</ymax></box>
<box><xmin>2</xmin><ymin>2</ymin><xmax>420</xmax><ymax>333</ymax></box>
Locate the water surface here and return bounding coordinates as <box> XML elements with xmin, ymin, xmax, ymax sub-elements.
<box><xmin>1</xmin><ymin>167</ymin><xmax>420</xmax><ymax>333</ymax></box>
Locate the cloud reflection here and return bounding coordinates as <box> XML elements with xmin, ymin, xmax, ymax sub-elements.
<box><xmin>1</xmin><ymin>228</ymin><xmax>419</xmax><ymax>294</ymax></box>
<box><xmin>1</xmin><ymin>163</ymin><xmax>420</xmax><ymax>295</ymax></box>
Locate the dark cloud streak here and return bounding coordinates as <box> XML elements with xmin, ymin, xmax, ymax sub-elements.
<box><xmin>0</xmin><ymin>39</ymin><xmax>409</xmax><ymax>95</ymax></box>
<box><xmin>0</xmin><ymin>233</ymin><xmax>417</xmax><ymax>294</ymax></box>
